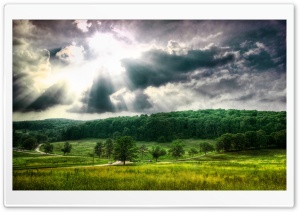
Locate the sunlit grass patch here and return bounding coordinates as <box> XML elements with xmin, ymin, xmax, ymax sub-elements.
<box><xmin>13</xmin><ymin>149</ymin><xmax>286</xmax><ymax>190</ymax></box>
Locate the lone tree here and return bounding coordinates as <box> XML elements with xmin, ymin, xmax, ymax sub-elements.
<box><xmin>61</xmin><ymin>141</ymin><xmax>72</xmax><ymax>155</ymax></box>
<box><xmin>150</xmin><ymin>145</ymin><xmax>166</xmax><ymax>162</ymax></box>
<box><xmin>199</xmin><ymin>142</ymin><xmax>214</xmax><ymax>155</ymax></box>
<box><xmin>113</xmin><ymin>136</ymin><xmax>138</xmax><ymax>165</ymax></box>
<box><xmin>43</xmin><ymin>142</ymin><xmax>53</xmax><ymax>154</ymax></box>
<box><xmin>139</xmin><ymin>144</ymin><xmax>149</xmax><ymax>160</ymax></box>
<box><xmin>22</xmin><ymin>136</ymin><xmax>38</xmax><ymax>150</ymax></box>
<box><xmin>188</xmin><ymin>147</ymin><xmax>198</xmax><ymax>157</ymax></box>
<box><xmin>104</xmin><ymin>138</ymin><xmax>114</xmax><ymax>159</ymax></box>
<box><xmin>169</xmin><ymin>140</ymin><xmax>185</xmax><ymax>160</ymax></box>
<box><xmin>94</xmin><ymin>141</ymin><xmax>103</xmax><ymax>158</ymax></box>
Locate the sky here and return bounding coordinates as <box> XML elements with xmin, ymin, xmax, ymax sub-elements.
<box><xmin>12</xmin><ymin>20</ymin><xmax>286</xmax><ymax>121</ymax></box>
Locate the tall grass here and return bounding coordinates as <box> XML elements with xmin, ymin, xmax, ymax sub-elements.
<box><xmin>13</xmin><ymin>149</ymin><xmax>286</xmax><ymax>190</ymax></box>
<box><xmin>13</xmin><ymin>152</ymin><xmax>109</xmax><ymax>169</ymax></box>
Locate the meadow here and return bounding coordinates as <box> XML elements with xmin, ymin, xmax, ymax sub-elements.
<box><xmin>13</xmin><ymin>139</ymin><xmax>286</xmax><ymax>190</ymax></box>
<box><xmin>39</xmin><ymin>138</ymin><xmax>215</xmax><ymax>161</ymax></box>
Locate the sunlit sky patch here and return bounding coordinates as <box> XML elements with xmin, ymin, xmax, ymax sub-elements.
<box><xmin>13</xmin><ymin>20</ymin><xmax>286</xmax><ymax>121</ymax></box>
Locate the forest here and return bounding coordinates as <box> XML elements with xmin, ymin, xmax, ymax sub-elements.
<box><xmin>13</xmin><ymin>109</ymin><xmax>286</xmax><ymax>152</ymax></box>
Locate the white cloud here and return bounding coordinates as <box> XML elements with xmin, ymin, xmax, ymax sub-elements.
<box><xmin>244</xmin><ymin>41</ymin><xmax>268</xmax><ymax>56</ymax></box>
<box><xmin>167</xmin><ymin>40</ymin><xmax>188</xmax><ymax>55</ymax></box>
<box><xmin>73</xmin><ymin>20</ymin><xmax>92</xmax><ymax>32</ymax></box>
<box><xmin>56</xmin><ymin>43</ymin><xmax>85</xmax><ymax>63</ymax></box>
<box><xmin>13</xmin><ymin>20</ymin><xmax>36</xmax><ymax>37</ymax></box>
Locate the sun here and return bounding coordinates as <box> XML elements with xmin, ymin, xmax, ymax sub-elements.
<box><xmin>87</xmin><ymin>33</ymin><xmax>129</xmax><ymax>76</ymax></box>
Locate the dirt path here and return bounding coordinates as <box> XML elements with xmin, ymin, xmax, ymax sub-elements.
<box><xmin>34</xmin><ymin>144</ymin><xmax>44</xmax><ymax>154</ymax></box>
<box><xmin>33</xmin><ymin>144</ymin><xmax>61</xmax><ymax>156</ymax></box>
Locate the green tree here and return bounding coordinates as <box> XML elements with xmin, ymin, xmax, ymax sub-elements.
<box><xmin>36</xmin><ymin>133</ymin><xmax>48</xmax><ymax>143</ymax></box>
<box><xmin>245</xmin><ymin>131</ymin><xmax>257</xmax><ymax>149</ymax></box>
<box><xmin>22</xmin><ymin>136</ymin><xmax>38</xmax><ymax>150</ymax></box>
<box><xmin>256</xmin><ymin>130</ymin><xmax>267</xmax><ymax>149</ymax></box>
<box><xmin>218</xmin><ymin>133</ymin><xmax>233</xmax><ymax>152</ymax></box>
<box><xmin>61</xmin><ymin>141</ymin><xmax>72</xmax><ymax>155</ymax></box>
<box><xmin>169</xmin><ymin>140</ymin><xmax>185</xmax><ymax>160</ymax></box>
<box><xmin>215</xmin><ymin>139</ymin><xmax>224</xmax><ymax>153</ymax></box>
<box><xmin>235</xmin><ymin>133</ymin><xmax>246</xmax><ymax>151</ymax></box>
<box><xmin>43</xmin><ymin>142</ymin><xmax>53</xmax><ymax>154</ymax></box>
<box><xmin>122</xmin><ymin>127</ymin><xmax>131</xmax><ymax>136</ymax></box>
<box><xmin>188</xmin><ymin>147</ymin><xmax>198</xmax><ymax>157</ymax></box>
<box><xmin>94</xmin><ymin>141</ymin><xmax>103</xmax><ymax>158</ymax></box>
<box><xmin>113</xmin><ymin>131</ymin><xmax>121</xmax><ymax>140</ymax></box>
<box><xmin>157</xmin><ymin>136</ymin><xmax>166</xmax><ymax>143</ymax></box>
<box><xmin>13</xmin><ymin>131</ymin><xmax>23</xmax><ymax>148</ymax></box>
<box><xmin>139</xmin><ymin>144</ymin><xmax>149</xmax><ymax>160</ymax></box>
<box><xmin>199</xmin><ymin>142</ymin><xmax>214</xmax><ymax>155</ymax></box>
<box><xmin>113</xmin><ymin>136</ymin><xmax>138</xmax><ymax>165</ymax></box>
<box><xmin>150</xmin><ymin>145</ymin><xmax>166</xmax><ymax>162</ymax></box>
<box><xmin>104</xmin><ymin>138</ymin><xmax>114</xmax><ymax>159</ymax></box>
<box><xmin>271</xmin><ymin>130</ymin><xmax>286</xmax><ymax>148</ymax></box>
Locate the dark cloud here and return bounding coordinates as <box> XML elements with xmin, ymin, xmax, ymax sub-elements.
<box><xmin>26</xmin><ymin>81</ymin><xmax>71</xmax><ymax>112</ymax></box>
<box><xmin>224</xmin><ymin>21</ymin><xmax>286</xmax><ymax>73</ymax></box>
<box><xmin>109</xmin><ymin>89</ymin><xmax>152</xmax><ymax>113</ymax></box>
<box><xmin>122</xmin><ymin>47</ymin><xmax>235</xmax><ymax>89</ymax></box>
<box><xmin>215</xmin><ymin>77</ymin><xmax>241</xmax><ymax>91</ymax></box>
<box><xmin>12</xmin><ymin>20</ymin><xmax>287</xmax><ymax>119</ymax></box>
<box><xmin>13</xmin><ymin>38</ymin><xmax>27</xmax><ymax>46</ymax></box>
<box><xmin>133</xmin><ymin>90</ymin><xmax>152</xmax><ymax>111</ymax></box>
<box><xmin>244</xmin><ymin>50</ymin><xmax>275</xmax><ymax>71</ymax></box>
<box><xmin>192</xmin><ymin>76</ymin><xmax>242</xmax><ymax>99</ymax></box>
<box><xmin>13</xmin><ymin>73</ymin><xmax>36</xmax><ymax>111</ymax></box>
<box><xmin>235</xmin><ymin>93</ymin><xmax>256</xmax><ymax>101</ymax></box>
<box><xmin>14</xmin><ymin>81</ymin><xmax>71</xmax><ymax>112</ymax></box>
<box><xmin>80</xmin><ymin>75</ymin><xmax>115</xmax><ymax>113</ymax></box>
<box><xmin>259</xmin><ymin>96</ymin><xmax>286</xmax><ymax>103</ymax></box>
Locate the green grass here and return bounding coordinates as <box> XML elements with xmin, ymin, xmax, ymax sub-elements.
<box><xmin>13</xmin><ymin>149</ymin><xmax>286</xmax><ymax>190</ymax></box>
<box><xmin>13</xmin><ymin>151</ymin><xmax>49</xmax><ymax>158</ymax></box>
<box><xmin>47</xmin><ymin>138</ymin><xmax>215</xmax><ymax>161</ymax></box>
<box><xmin>43</xmin><ymin>138</ymin><xmax>105</xmax><ymax>156</ymax></box>
<box><xmin>13</xmin><ymin>153</ymin><xmax>109</xmax><ymax>169</ymax></box>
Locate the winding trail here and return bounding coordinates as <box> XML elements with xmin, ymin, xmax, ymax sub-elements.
<box><xmin>34</xmin><ymin>144</ymin><xmax>44</xmax><ymax>154</ymax></box>
<box><xmin>34</xmin><ymin>144</ymin><xmax>60</xmax><ymax>156</ymax></box>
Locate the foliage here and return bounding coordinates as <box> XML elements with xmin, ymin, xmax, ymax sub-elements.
<box><xmin>22</xmin><ymin>136</ymin><xmax>38</xmax><ymax>150</ymax></box>
<box><xmin>216</xmin><ymin>129</ymin><xmax>286</xmax><ymax>152</ymax></box>
<box><xmin>169</xmin><ymin>141</ymin><xmax>185</xmax><ymax>160</ymax></box>
<box><xmin>104</xmin><ymin>138</ymin><xmax>114</xmax><ymax>159</ymax></box>
<box><xmin>61</xmin><ymin>142</ymin><xmax>72</xmax><ymax>155</ymax></box>
<box><xmin>139</xmin><ymin>144</ymin><xmax>149</xmax><ymax>160</ymax></box>
<box><xmin>94</xmin><ymin>141</ymin><xmax>103</xmax><ymax>158</ymax></box>
<box><xmin>113</xmin><ymin>136</ymin><xmax>138</xmax><ymax>165</ymax></box>
<box><xmin>149</xmin><ymin>145</ymin><xmax>166</xmax><ymax>162</ymax></box>
<box><xmin>13</xmin><ymin>109</ymin><xmax>286</xmax><ymax>143</ymax></box>
<box><xmin>43</xmin><ymin>142</ymin><xmax>53</xmax><ymax>154</ymax></box>
<box><xmin>188</xmin><ymin>148</ymin><xmax>198</xmax><ymax>157</ymax></box>
<box><xmin>271</xmin><ymin>130</ymin><xmax>286</xmax><ymax>148</ymax></box>
<box><xmin>199</xmin><ymin>142</ymin><xmax>214</xmax><ymax>155</ymax></box>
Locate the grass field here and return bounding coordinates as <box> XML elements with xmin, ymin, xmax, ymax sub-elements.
<box><xmin>40</xmin><ymin>138</ymin><xmax>215</xmax><ymax>161</ymax></box>
<box><xmin>13</xmin><ymin>139</ymin><xmax>286</xmax><ymax>190</ymax></box>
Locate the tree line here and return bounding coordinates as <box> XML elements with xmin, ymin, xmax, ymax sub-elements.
<box><xmin>215</xmin><ymin>129</ymin><xmax>286</xmax><ymax>152</ymax></box>
<box><xmin>60</xmin><ymin>109</ymin><xmax>286</xmax><ymax>142</ymax></box>
<box><xmin>13</xmin><ymin>109</ymin><xmax>286</xmax><ymax>150</ymax></box>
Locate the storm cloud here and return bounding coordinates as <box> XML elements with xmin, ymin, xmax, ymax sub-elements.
<box><xmin>12</xmin><ymin>20</ymin><xmax>286</xmax><ymax>120</ymax></box>
<box><xmin>122</xmin><ymin>46</ymin><xmax>235</xmax><ymax>89</ymax></box>
<box><xmin>80</xmin><ymin>76</ymin><xmax>115</xmax><ymax>113</ymax></box>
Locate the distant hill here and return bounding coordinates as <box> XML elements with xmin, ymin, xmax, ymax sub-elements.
<box><xmin>13</xmin><ymin>118</ymin><xmax>84</xmax><ymax>131</ymax></box>
<box><xmin>13</xmin><ymin>109</ymin><xmax>286</xmax><ymax>143</ymax></box>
